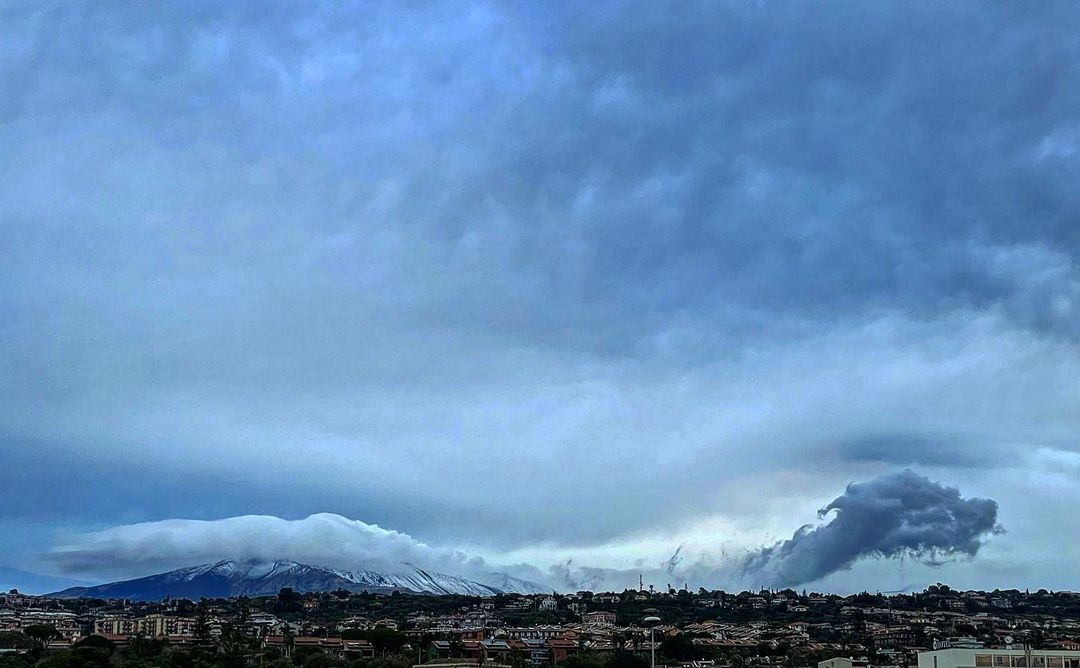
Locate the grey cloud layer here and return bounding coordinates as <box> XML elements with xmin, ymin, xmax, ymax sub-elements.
<box><xmin>2</xmin><ymin>1</ymin><xmax>1079</xmax><ymax>585</ymax></box>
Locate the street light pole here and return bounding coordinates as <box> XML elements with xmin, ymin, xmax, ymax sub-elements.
<box><xmin>644</xmin><ymin>616</ymin><xmax>661</xmax><ymax>668</ymax></box>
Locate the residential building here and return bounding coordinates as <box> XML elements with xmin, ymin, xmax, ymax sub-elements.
<box><xmin>918</xmin><ymin>649</ymin><xmax>1080</xmax><ymax>668</ymax></box>
<box><xmin>819</xmin><ymin>658</ymin><xmax>869</xmax><ymax>668</ymax></box>
<box><xmin>95</xmin><ymin>614</ymin><xmax>194</xmax><ymax>638</ymax></box>
<box><xmin>583</xmin><ymin>611</ymin><xmax>617</xmax><ymax>627</ymax></box>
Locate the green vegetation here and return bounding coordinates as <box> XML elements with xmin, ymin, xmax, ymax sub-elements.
<box><xmin>0</xmin><ymin>638</ymin><xmax>418</xmax><ymax>668</ymax></box>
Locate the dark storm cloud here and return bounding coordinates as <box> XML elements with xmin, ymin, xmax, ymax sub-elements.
<box><xmin>5</xmin><ymin>1</ymin><xmax>1079</xmax><ymax>350</ymax></box>
<box><xmin>742</xmin><ymin>470</ymin><xmax>1000</xmax><ymax>587</ymax></box>
<box><xmin>839</xmin><ymin>434</ymin><xmax>1001</xmax><ymax>469</ymax></box>
<box><xmin>1</xmin><ymin>0</ymin><xmax>1079</xmax><ymax>582</ymax></box>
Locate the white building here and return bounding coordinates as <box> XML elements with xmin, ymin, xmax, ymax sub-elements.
<box><xmin>919</xmin><ymin>649</ymin><xmax>1080</xmax><ymax>668</ymax></box>
<box><xmin>819</xmin><ymin>658</ymin><xmax>868</xmax><ymax>668</ymax></box>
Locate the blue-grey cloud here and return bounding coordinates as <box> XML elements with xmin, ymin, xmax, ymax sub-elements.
<box><xmin>1</xmin><ymin>0</ymin><xmax>1079</xmax><ymax>587</ymax></box>
<box><xmin>0</xmin><ymin>567</ymin><xmax>89</xmax><ymax>596</ymax></box>
<box><xmin>838</xmin><ymin>434</ymin><xmax>1001</xmax><ymax>469</ymax></box>
<box><xmin>742</xmin><ymin>470</ymin><xmax>1001</xmax><ymax>588</ymax></box>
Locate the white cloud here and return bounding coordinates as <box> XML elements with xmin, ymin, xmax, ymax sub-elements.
<box><xmin>45</xmin><ymin>513</ymin><xmax>483</xmax><ymax>581</ymax></box>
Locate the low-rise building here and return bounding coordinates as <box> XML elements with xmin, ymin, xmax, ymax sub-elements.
<box><xmin>818</xmin><ymin>658</ymin><xmax>869</xmax><ymax>668</ymax></box>
<box><xmin>918</xmin><ymin>648</ymin><xmax>1080</xmax><ymax>668</ymax></box>
<box><xmin>583</xmin><ymin>611</ymin><xmax>617</xmax><ymax>627</ymax></box>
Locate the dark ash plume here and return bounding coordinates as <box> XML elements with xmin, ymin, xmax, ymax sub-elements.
<box><xmin>665</xmin><ymin>545</ymin><xmax>684</xmax><ymax>574</ymax></box>
<box><xmin>742</xmin><ymin>469</ymin><xmax>1000</xmax><ymax>587</ymax></box>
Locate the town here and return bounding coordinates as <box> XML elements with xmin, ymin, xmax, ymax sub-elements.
<box><xmin>3</xmin><ymin>585</ymin><xmax>1080</xmax><ymax>668</ymax></box>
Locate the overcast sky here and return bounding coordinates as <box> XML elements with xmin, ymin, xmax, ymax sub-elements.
<box><xmin>2</xmin><ymin>1</ymin><xmax>1080</xmax><ymax>594</ymax></box>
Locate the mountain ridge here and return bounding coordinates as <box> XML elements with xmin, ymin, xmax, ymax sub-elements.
<box><xmin>48</xmin><ymin>559</ymin><xmax>549</xmax><ymax>601</ymax></box>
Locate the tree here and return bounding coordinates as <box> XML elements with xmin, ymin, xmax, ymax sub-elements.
<box><xmin>67</xmin><ymin>647</ymin><xmax>111</xmax><ymax>668</ymax></box>
<box><xmin>71</xmin><ymin>637</ymin><xmax>113</xmax><ymax>655</ymax></box>
<box><xmin>357</xmin><ymin>654</ymin><xmax>413</xmax><ymax>668</ymax></box>
<box><xmin>302</xmin><ymin>653</ymin><xmax>346</xmax><ymax>668</ymax></box>
<box><xmin>0</xmin><ymin>632</ymin><xmax>33</xmax><ymax>650</ymax></box>
<box><xmin>23</xmin><ymin>625</ymin><xmax>61</xmax><ymax>658</ymax></box>
<box><xmin>194</xmin><ymin>599</ymin><xmax>212</xmax><ymax>646</ymax></box>
<box><xmin>162</xmin><ymin>648</ymin><xmax>195</xmax><ymax>668</ymax></box>
<box><xmin>33</xmin><ymin>654</ymin><xmax>70</xmax><ymax>668</ymax></box>
<box><xmin>218</xmin><ymin>623</ymin><xmax>251</xmax><ymax>668</ymax></box>
<box><xmin>609</xmin><ymin>651</ymin><xmax>649</xmax><ymax>668</ymax></box>
<box><xmin>343</xmin><ymin>630</ymin><xmax>406</xmax><ymax>657</ymax></box>
<box><xmin>559</xmin><ymin>652</ymin><xmax>606</xmax><ymax>668</ymax></box>
<box><xmin>235</xmin><ymin>597</ymin><xmax>252</xmax><ymax>627</ymax></box>
<box><xmin>660</xmin><ymin>634</ymin><xmax>701</xmax><ymax>662</ymax></box>
<box><xmin>276</xmin><ymin>589</ymin><xmax>303</xmax><ymax>614</ymax></box>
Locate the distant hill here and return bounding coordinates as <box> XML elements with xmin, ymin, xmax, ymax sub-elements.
<box><xmin>48</xmin><ymin>560</ymin><xmax>548</xmax><ymax>601</ymax></box>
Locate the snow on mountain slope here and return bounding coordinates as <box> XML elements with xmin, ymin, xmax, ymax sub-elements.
<box><xmin>49</xmin><ymin>559</ymin><xmax>548</xmax><ymax>600</ymax></box>
<box><xmin>343</xmin><ymin>565</ymin><xmax>499</xmax><ymax>596</ymax></box>
<box><xmin>476</xmin><ymin>571</ymin><xmax>552</xmax><ymax>595</ymax></box>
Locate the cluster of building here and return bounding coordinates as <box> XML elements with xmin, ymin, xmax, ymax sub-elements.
<box><xmin>4</xmin><ymin>586</ymin><xmax>1080</xmax><ymax>668</ymax></box>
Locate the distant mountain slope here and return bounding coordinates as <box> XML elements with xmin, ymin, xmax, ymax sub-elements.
<box><xmin>48</xmin><ymin>560</ymin><xmax>548</xmax><ymax>600</ymax></box>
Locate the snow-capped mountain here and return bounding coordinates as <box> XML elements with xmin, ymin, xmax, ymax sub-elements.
<box><xmin>48</xmin><ymin>560</ymin><xmax>548</xmax><ymax>601</ymax></box>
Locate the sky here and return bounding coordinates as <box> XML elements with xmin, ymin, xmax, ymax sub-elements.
<box><xmin>2</xmin><ymin>1</ymin><xmax>1079</xmax><ymax>595</ymax></box>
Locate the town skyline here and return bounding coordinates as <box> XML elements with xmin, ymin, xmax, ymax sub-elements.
<box><xmin>5</xmin><ymin>580</ymin><xmax>1080</xmax><ymax>668</ymax></box>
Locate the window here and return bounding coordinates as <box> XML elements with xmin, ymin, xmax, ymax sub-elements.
<box><xmin>1048</xmin><ymin>659</ymin><xmax>1063</xmax><ymax>668</ymax></box>
<box><xmin>1013</xmin><ymin>658</ymin><xmax>1027</xmax><ymax>667</ymax></box>
<box><xmin>977</xmin><ymin>656</ymin><xmax>993</xmax><ymax>667</ymax></box>
<box><xmin>1034</xmin><ymin>658</ymin><xmax>1046</xmax><ymax>668</ymax></box>
<box><xmin>996</xmin><ymin>657</ymin><xmax>1011</xmax><ymax>667</ymax></box>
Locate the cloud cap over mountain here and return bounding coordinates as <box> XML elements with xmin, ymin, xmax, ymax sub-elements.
<box><xmin>45</xmin><ymin>513</ymin><xmax>484</xmax><ymax>580</ymax></box>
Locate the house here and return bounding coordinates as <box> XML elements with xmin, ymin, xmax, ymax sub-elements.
<box><xmin>818</xmin><ymin>658</ymin><xmax>869</xmax><ymax>668</ymax></box>
<box><xmin>501</xmin><ymin>626</ymin><xmax>565</xmax><ymax>641</ymax></box>
<box><xmin>263</xmin><ymin>636</ymin><xmax>351</xmax><ymax>659</ymax></box>
<box><xmin>339</xmin><ymin>617</ymin><xmax>372</xmax><ymax>631</ymax></box>
<box><xmin>428</xmin><ymin>641</ymin><xmax>453</xmax><ymax>660</ymax></box>
<box><xmin>873</xmin><ymin>626</ymin><xmax>916</xmax><ymax>649</ymax></box>
<box><xmin>481</xmin><ymin>640</ymin><xmax>512</xmax><ymax>664</ymax></box>
<box><xmin>583</xmin><ymin>611</ymin><xmax>617</xmax><ymax>627</ymax></box>
<box><xmin>546</xmin><ymin>637</ymin><xmax>579</xmax><ymax>664</ymax></box>
<box><xmin>343</xmin><ymin>641</ymin><xmax>374</xmax><ymax>659</ymax></box>
<box><xmin>509</xmin><ymin>637</ymin><xmax>551</xmax><ymax>666</ymax></box>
